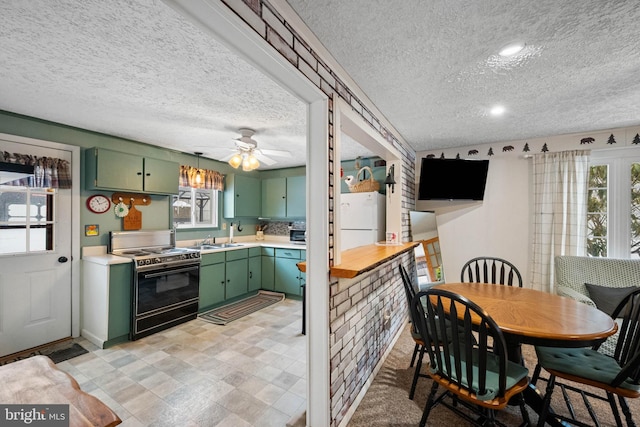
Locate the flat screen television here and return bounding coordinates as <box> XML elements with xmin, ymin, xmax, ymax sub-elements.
<box><xmin>418</xmin><ymin>157</ymin><xmax>490</xmax><ymax>200</ymax></box>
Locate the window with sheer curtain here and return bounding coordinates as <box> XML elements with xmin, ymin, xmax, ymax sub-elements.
<box><xmin>173</xmin><ymin>165</ymin><xmax>223</xmax><ymax>229</ymax></box>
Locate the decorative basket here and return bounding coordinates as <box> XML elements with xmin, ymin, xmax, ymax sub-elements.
<box><xmin>349</xmin><ymin>166</ymin><xmax>380</xmax><ymax>193</ymax></box>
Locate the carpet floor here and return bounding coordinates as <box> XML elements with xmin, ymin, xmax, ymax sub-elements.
<box><xmin>199</xmin><ymin>290</ymin><xmax>285</xmax><ymax>325</ymax></box>
<box><xmin>348</xmin><ymin>323</ymin><xmax>639</xmax><ymax>426</ymax></box>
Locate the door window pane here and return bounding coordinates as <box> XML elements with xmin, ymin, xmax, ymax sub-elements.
<box><xmin>0</xmin><ymin>187</ymin><xmax>54</xmax><ymax>254</ymax></box>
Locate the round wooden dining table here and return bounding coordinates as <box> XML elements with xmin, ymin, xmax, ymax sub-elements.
<box><xmin>432</xmin><ymin>282</ymin><xmax>617</xmax><ymax>356</ymax></box>
<box><xmin>431</xmin><ymin>282</ymin><xmax>617</xmax><ymax>426</ymax></box>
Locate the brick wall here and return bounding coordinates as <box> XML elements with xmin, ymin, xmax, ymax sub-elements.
<box><xmin>220</xmin><ymin>1</ymin><xmax>417</xmax><ymax>424</ymax></box>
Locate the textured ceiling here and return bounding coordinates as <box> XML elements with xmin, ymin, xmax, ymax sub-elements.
<box><xmin>0</xmin><ymin>0</ymin><xmax>316</xmax><ymax>168</ymax></box>
<box><xmin>286</xmin><ymin>0</ymin><xmax>640</xmax><ymax>151</ymax></box>
<box><xmin>1</xmin><ymin>1</ymin><xmax>639</xmax><ymax>170</ymax></box>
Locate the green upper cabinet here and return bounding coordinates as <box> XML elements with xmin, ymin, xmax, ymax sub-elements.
<box><xmin>261</xmin><ymin>175</ymin><xmax>306</xmax><ymax>219</ymax></box>
<box><xmin>286</xmin><ymin>175</ymin><xmax>306</xmax><ymax>218</ymax></box>
<box><xmin>261</xmin><ymin>177</ymin><xmax>286</xmax><ymax>218</ymax></box>
<box><xmin>142</xmin><ymin>157</ymin><xmax>180</xmax><ymax>194</ymax></box>
<box><xmin>85</xmin><ymin>147</ymin><xmax>179</xmax><ymax>195</ymax></box>
<box><xmin>223</xmin><ymin>174</ymin><xmax>261</xmax><ymax>218</ymax></box>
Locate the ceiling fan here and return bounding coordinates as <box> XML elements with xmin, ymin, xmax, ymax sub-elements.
<box><xmin>223</xmin><ymin>128</ymin><xmax>292</xmax><ymax>171</ymax></box>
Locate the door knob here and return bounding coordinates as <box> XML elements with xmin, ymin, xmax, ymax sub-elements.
<box><xmin>58</xmin><ymin>256</ymin><xmax>68</xmax><ymax>263</ymax></box>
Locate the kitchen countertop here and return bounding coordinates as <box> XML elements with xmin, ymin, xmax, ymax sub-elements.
<box><xmin>82</xmin><ymin>238</ymin><xmax>306</xmax><ymax>265</ymax></box>
<box><xmin>297</xmin><ymin>241</ymin><xmax>418</xmax><ymax>278</ymax></box>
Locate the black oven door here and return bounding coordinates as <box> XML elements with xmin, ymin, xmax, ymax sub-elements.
<box><xmin>135</xmin><ymin>263</ymin><xmax>200</xmax><ymax>316</ymax></box>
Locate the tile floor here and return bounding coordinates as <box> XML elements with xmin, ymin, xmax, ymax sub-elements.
<box><xmin>60</xmin><ymin>298</ymin><xmax>307</xmax><ymax>427</ymax></box>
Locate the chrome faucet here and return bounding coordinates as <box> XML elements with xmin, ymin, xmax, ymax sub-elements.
<box><xmin>199</xmin><ymin>234</ymin><xmax>212</xmax><ymax>246</ymax></box>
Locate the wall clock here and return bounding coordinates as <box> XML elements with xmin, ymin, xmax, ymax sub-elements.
<box><xmin>86</xmin><ymin>194</ymin><xmax>111</xmax><ymax>214</ymax></box>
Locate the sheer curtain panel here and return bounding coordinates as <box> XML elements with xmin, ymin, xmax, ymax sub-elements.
<box><xmin>530</xmin><ymin>150</ymin><xmax>590</xmax><ymax>292</ymax></box>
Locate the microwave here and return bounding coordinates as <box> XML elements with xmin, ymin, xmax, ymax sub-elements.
<box><xmin>290</xmin><ymin>229</ymin><xmax>306</xmax><ymax>245</ymax></box>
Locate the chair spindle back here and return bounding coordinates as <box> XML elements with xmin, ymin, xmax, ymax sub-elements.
<box><xmin>461</xmin><ymin>256</ymin><xmax>523</xmax><ymax>287</ymax></box>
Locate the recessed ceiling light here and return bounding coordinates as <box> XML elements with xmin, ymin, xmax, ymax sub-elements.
<box><xmin>499</xmin><ymin>42</ymin><xmax>525</xmax><ymax>57</ymax></box>
<box><xmin>490</xmin><ymin>105</ymin><xmax>506</xmax><ymax>116</ymax></box>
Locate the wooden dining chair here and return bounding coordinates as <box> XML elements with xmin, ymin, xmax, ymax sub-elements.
<box><xmin>399</xmin><ymin>265</ymin><xmax>428</xmax><ymax>400</ymax></box>
<box><xmin>460</xmin><ymin>256</ymin><xmax>523</xmax><ymax>287</ymax></box>
<box><xmin>533</xmin><ymin>287</ymin><xmax>640</xmax><ymax>427</ymax></box>
<box><xmin>411</xmin><ymin>289</ymin><xmax>530</xmax><ymax>427</ymax></box>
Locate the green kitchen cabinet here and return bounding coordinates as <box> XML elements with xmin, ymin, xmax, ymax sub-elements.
<box><xmin>248</xmin><ymin>247</ymin><xmax>262</xmax><ymax>292</ymax></box>
<box><xmin>274</xmin><ymin>248</ymin><xmax>304</xmax><ymax>296</ymax></box>
<box><xmin>285</xmin><ymin>175</ymin><xmax>306</xmax><ymax>218</ymax></box>
<box><xmin>199</xmin><ymin>252</ymin><xmax>226</xmax><ymax>311</ymax></box>
<box><xmin>143</xmin><ymin>157</ymin><xmax>180</xmax><ymax>194</ymax></box>
<box><xmin>225</xmin><ymin>248</ymin><xmax>249</xmax><ymax>300</ymax></box>
<box><xmin>261</xmin><ymin>247</ymin><xmax>275</xmax><ymax>291</ymax></box>
<box><xmin>261</xmin><ymin>177</ymin><xmax>287</xmax><ymax>218</ymax></box>
<box><xmin>261</xmin><ymin>175</ymin><xmax>306</xmax><ymax>219</ymax></box>
<box><xmin>85</xmin><ymin>147</ymin><xmax>179</xmax><ymax>195</ymax></box>
<box><xmin>224</xmin><ymin>173</ymin><xmax>261</xmax><ymax>218</ymax></box>
<box><xmin>225</xmin><ymin>258</ymin><xmax>248</xmax><ymax>299</ymax></box>
<box><xmin>107</xmin><ymin>263</ymin><xmax>132</xmax><ymax>343</ymax></box>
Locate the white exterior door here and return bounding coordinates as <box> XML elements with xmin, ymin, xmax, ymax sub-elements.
<box><xmin>0</xmin><ymin>138</ymin><xmax>73</xmax><ymax>357</ymax></box>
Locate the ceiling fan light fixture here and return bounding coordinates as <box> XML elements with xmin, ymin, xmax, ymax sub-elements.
<box><xmin>228</xmin><ymin>153</ymin><xmax>242</xmax><ymax>169</ymax></box>
<box><xmin>241</xmin><ymin>155</ymin><xmax>252</xmax><ymax>171</ymax></box>
<box><xmin>194</xmin><ymin>152</ymin><xmax>203</xmax><ymax>183</ymax></box>
<box><xmin>248</xmin><ymin>154</ymin><xmax>260</xmax><ymax>170</ymax></box>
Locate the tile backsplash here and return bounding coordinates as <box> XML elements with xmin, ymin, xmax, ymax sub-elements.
<box><xmin>260</xmin><ymin>220</ymin><xmax>306</xmax><ymax>236</ymax></box>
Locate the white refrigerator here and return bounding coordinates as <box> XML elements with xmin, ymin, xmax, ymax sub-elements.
<box><xmin>340</xmin><ymin>191</ymin><xmax>386</xmax><ymax>250</ymax></box>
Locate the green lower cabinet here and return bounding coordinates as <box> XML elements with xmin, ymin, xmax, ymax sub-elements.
<box><xmin>199</xmin><ymin>262</ymin><xmax>226</xmax><ymax>311</ymax></box>
<box><xmin>261</xmin><ymin>247</ymin><xmax>275</xmax><ymax>291</ymax></box>
<box><xmin>248</xmin><ymin>255</ymin><xmax>262</xmax><ymax>292</ymax></box>
<box><xmin>274</xmin><ymin>257</ymin><xmax>302</xmax><ymax>295</ymax></box>
<box><xmin>107</xmin><ymin>263</ymin><xmax>132</xmax><ymax>344</ymax></box>
<box><xmin>226</xmin><ymin>258</ymin><xmax>248</xmax><ymax>299</ymax></box>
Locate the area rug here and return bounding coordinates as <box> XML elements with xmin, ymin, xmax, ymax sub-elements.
<box><xmin>0</xmin><ymin>341</ymin><xmax>88</xmax><ymax>366</ymax></box>
<box><xmin>199</xmin><ymin>290</ymin><xmax>285</xmax><ymax>325</ymax></box>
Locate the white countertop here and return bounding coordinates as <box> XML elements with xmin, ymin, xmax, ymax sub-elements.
<box><xmin>82</xmin><ymin>238</ymin><xmax>306</xmax><ymax>265</ymax></box>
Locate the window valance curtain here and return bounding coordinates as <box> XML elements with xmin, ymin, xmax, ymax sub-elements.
<box><xmin>529</xmin><ymin>149</ymin><xmax>590</xmax><ymax>293</ymax></box>
<box><xmin>179</xmin><ymin>165</ymin><xmax>224</xmax><ymax>190</ymax></box>
<box><xmin>1</xmin><ymin>151</ymin><xmax>71</xmax><ymax>189</ymax></box>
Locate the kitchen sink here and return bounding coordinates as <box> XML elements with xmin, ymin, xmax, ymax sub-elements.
<box><xmin>188</xmin><ymin>243</ymin><xmax>243</xmax><ymax>250</ymax></box>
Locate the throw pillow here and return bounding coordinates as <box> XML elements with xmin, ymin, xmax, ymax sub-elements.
<box><xmin>584</xmin><ymin>283</ymin><xmax>637</xmax><ymax>317</ymax></box>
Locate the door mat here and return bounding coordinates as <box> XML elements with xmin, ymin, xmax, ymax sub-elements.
<box><xmin>0</xmin><ymin>342</ymin><xmax>88</xmax><ymax>366</ymax></box>
<box><xmin>199</xmin><ymin>290</ymin><xmax>285</xmax><ymax>325</ymax></box>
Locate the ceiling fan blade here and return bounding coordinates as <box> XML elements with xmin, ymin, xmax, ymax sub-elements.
<box><xmin>258</xmin><ymin>148</ymin><xmax>292</xmax><ymax>157</ymax></box>
<box><xmin>253</xmin><ymin>152</ymin><xmax>277</xmax><ymax>165</ymax></box>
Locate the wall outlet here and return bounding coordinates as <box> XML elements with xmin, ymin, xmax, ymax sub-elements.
<box><xmin>222</xmin><ymin>222</ymin><xmax>227</xmax><ymax>230</ymax></box>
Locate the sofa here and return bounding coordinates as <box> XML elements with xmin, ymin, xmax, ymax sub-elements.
<box><xmin>555</xmin><ymin>255</ymin><xmax>640</xmax><ymax>355</ymax></box>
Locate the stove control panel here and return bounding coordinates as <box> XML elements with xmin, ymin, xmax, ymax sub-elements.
<box><xmin>135</xmin><ymin>251</ymin><xmax>200</xmax><ymax>267</ymax></box>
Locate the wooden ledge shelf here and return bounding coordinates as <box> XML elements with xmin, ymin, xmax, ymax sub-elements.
<box><xmin>297</xmin><ymin>242</ymin><xmax>418</xmax><ymax>279</ymax></box>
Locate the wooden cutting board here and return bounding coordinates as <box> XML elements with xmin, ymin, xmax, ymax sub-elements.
<box><xmin>123</xmin><ymin>200</ymin><xmax>142</xmax><ymax>230</ymax></box>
